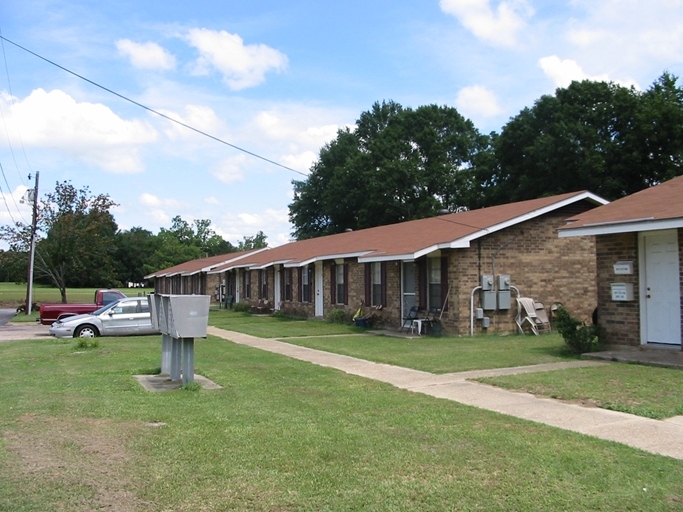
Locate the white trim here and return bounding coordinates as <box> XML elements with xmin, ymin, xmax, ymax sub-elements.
<box><xmin>560</xmin><ymin>218</ymin><xmax>683</xmax><ymax>238</ymax></box>
<box><xmin>358</xmin><ymin>253</ymin><xmax>415</xmax><ymax>263</ymax></box>
<box><xmin>639</xmin><ymin>233</ymin><xmax>647</xmax><ymax>346</ymax></box>
<box><xmin>282</xmin><ymin>251</ymin><xmax>374</xmax><ymax>268</ymax></box>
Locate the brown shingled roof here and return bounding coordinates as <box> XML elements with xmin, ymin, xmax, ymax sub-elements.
<box><xmin>559</xmin><ymin>175</ymin><xmax>683</xmax><ymax>236</ymax></box>
<box><xmin>209</xmin><ymin>190</ymin><xmax>606</xmax><ymax>272</ymax></box>
<box><xmin>144</xmin><ymin>248</ymin><xmax>264</xmax><ymax>279</ymax></box>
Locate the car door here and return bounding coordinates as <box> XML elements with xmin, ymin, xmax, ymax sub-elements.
<box><xmin>100</xmin><ymin>300</ymin><xmax>139</xmax><ymax>336</ymax></box>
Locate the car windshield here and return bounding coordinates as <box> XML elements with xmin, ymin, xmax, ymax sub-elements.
<box><xmin>92</xmin><ymin>301</ymin><xmax>120</xmax><ymax>316</ymax></box>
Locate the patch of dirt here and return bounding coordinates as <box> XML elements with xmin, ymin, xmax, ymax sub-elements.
<box><xmin>3</xmin><ymin>413</ymin><xmax>155</xmax><ymax>511</ymax></box>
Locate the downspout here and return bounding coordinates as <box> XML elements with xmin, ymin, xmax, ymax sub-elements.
<box><xmin>470</xmin><ymin>285</ymin><xmax>482</xmax><ymax>337</ymax></box>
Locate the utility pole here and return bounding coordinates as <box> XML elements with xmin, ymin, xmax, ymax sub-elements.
<box><xmin>24</xmin><ymin>170</ymin><xmax>39</xmax><ymax>315</ymax></box>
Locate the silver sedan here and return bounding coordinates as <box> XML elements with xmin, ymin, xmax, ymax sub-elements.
<box><xmin>49</xmin><ymin>297</ymin><xmax>159</xmax><ymax>338</ymax></box>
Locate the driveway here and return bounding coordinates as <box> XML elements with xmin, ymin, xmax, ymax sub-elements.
<box><xmin>0</xmin><ymin>309</ymin><xmax>50</xmax><ymax>341</ymax></box>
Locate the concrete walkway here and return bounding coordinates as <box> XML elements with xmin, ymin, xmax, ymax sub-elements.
<box><xmin>208</xmin><ymin>326</ymin><xmax>683</xmax><ymax>460</ymax></box>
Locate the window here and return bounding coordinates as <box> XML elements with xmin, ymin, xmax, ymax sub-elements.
<box><xmin>428</xmin><ymin>258</ymin><xmax>441</xmax><ymax>309</ymax></box>
<box><xmin>331</xmin><ymin>262</ymin><xmax>347</xmax><ymax>305</ymax></box>
<box><xmin>284</xmin><ymin>268</ymin><xmax>292</xmax><ymax>301</ymax></box>
<box><xmin>300</xmin><ymin>266</ymin><xmax>312</xmax><ymax>303</ymax></box>
<box><xmin>259</xmin><ymin>269</ymin><xmax>268</xmax><ymax>299</ymax></box>
<box><xmin>336</xmin><ymin>264</ymin><xmax>345</xmax><ymax>304</ymax></box>
<box><xmin>371</xmin><ymin>262</ymin><xmax>382</xmax><ymax>306</ymax></box>
<box><xmin>244</xmin><ymin>270</ymin><xmax>251</xmax><ymax>299</ymax></box>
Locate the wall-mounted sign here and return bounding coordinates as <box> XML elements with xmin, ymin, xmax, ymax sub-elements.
<box><xmin>613</xmin><ymin>261</ymin><xmax>633</xmax><ymax>275</ymax></box>
<box><xmin>611</xmin><ymin>282</ymin><xmax>635</xmax><ymax>301</ymax></box>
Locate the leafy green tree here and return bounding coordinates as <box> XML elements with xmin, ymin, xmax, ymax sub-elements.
<box><xmin>114</xmin><ymin>227</ymin><xmax>159</xmax><ymax>284</ymax></box>
<box><xmin>37</xmin><ymin>183</ymin><xmax>119</xmax><ymax>300</ymax></box>
<box><xmin>475</xmin><ymin>74</ymin><xmax>683</xmax><ymax>207</ymax></box>
<box><xmin>289</xmin><ymin>101</ymin><xmax>488</xmax><ymax>239</ymax></box>
<box><xmin>236</xmin><ymin>230</ymin><xmax>268</xmax><ymax>251</ymax></box>
<box><xmin>0</xmin><ymin>250</ymin><xmax>27</xmax><ymax>282</ymax></box>
<box><xmin>0</xmin><ymin>182</ymin><xmax>119</xmax><ymax>302</ymax></box>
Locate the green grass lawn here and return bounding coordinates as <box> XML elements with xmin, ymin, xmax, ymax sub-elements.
<box><xmin>477</xmin><ymin>364</ymin><xmax>683</xmax><ymax>420</ymax></box>
<box><xmin>277</xmin><ymin>331</ymin><xmax>579</xmax><ymax>373</ymax></box>
<box><xmin>1</xmin><ymin>335</ymin><xmax>682</xmax><ymax>511</ymax></box>
<box><xmin>209</xmin><ymin>308</ymin><xmax>366</xmax><ymax>337</ymax></box>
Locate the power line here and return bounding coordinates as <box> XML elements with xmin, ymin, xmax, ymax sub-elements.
<box><xmin>0</xmin><ymin>35</ymin><xmax>308</xmax><ymax>177</ymax></box>
<box><xmin>0</xmin><ymin>163</ymin><xmax>18</xmax><ymax>225</ymax></box>
<box><xmin>0</xmin><ymin>29</ymin><xmax>31</xmax><ymax>190</ymax></box>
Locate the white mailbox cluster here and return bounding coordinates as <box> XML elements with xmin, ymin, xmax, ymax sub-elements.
<box><xmin>148</xmin><ymin>294</ymin><xmax>211</xmax><ymax>385</ymax></box>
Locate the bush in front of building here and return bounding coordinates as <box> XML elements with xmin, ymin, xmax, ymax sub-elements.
<box><xmin>233</xmin><ymin>301</ymin><xmax>252</xmax><ymax>313</ymax></box>
<box><xmin>554</xmin><ymin>306</ymin><xmax>601</xmax><ymax>354</ymax></box>
<box><xmin>326</xmin><ymin>308</ymin><xmax>352</xmax><ymax>324</ymax></box>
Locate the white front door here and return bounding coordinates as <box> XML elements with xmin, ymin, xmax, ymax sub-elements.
<box><xmin>315</xmin><ymin>261</ymin><xmax>324</xmax><ymax>317</ymax></box>
<box><xmin>642</xmin><ymin>230</ymin><xmax>681</xmax><ymax>345</ymax></box>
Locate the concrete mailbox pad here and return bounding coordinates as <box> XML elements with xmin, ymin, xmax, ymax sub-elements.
<box><xmin>145</xmin><ymin>294</ymin><xmax>212</xmax><ymax>388</ymax></box>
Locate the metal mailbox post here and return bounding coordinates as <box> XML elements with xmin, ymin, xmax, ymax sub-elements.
<box><xmin>148</xmin><ymin>294</ymin><xmax>211</xmax><ymax>386</ymax></box>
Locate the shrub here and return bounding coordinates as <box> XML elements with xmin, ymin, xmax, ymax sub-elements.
<box><xmin>233</xmin><ymin>301</ymin><xmax>252</xmax><ymax>313</ymax></box>
<box><xmin>554</xmin><ymin>307</ymin><xmax>601</xmax><ymax>354</ymax></box>
<box><xmin>326</xmin><ymin>308</ymin><xmax>351</xmax><ymax>324</ymax></box>
<box><xmin>75</xmin><ymin>337</ymin><xmax>99</xmax><ymax>349</ymax></box>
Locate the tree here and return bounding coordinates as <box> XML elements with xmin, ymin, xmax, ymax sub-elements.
<box><xmin>0</xmin><ymin>250</ymin><xmax>27</xmax><ymax>283</ymax></box>
<box><xmin>114</xmin><ymin>227</ymin><xmax>159</xmax><ymax>284</ymax></box>
<box><xmin>236</xmin><ymin>231</ymin><xmax>268</xmax><ymax>251</ymax></box>
<box><xmin>0</xmin><ymin>182</ymin><xmax>120</xmax><ymax>302</ymax></box>
<box><xmin>289</xmin><ymin>101</ymin><xmax>488</xmax><ymax>239</ymax></box>
<box><xmin>474</xmin><ymin>74</ymin><xmax>683</xmax><ymax>207</ymax></box>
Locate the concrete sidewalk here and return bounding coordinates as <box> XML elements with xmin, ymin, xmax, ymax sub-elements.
<box><xmin>208</xmin><ymin>326</ymin><xmax>683</xmax><ymax>460</ymax></box>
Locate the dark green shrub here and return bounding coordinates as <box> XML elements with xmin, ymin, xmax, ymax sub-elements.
<box><xmin>326</xmin><ymin>308</ymin><xmax>351</xmax><ymax>324</ymax></box>
<box><xmin>233</xmin><ymin>301</ymin><xmax>252</xmax><ymax>313</ymax></box>
<box><xmin>554</xmin><ymin>307</ymin><xmax>601</xmax><ymax>354</ymax></box>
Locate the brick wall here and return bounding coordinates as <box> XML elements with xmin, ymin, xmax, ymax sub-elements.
<box><xmin>448</xmin><ymin>206</ymin><xmax>597</xmax><ymax>335</ymax></box>
<box><xmin>595</xmin><ymin>233</ymin><xmax>640</xmax><ymax>346</ymax></box>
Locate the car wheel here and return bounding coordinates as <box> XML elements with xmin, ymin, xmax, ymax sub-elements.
<box><xmin>75</xmin><ymin>325</ymin><xmax>99</xmax><ymax>338</ymax></box>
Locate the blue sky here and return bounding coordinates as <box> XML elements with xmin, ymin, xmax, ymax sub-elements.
<box><xmin>1</xmin><ymin>0</ymin><xmax>682</xmax><ymax>250</ymax></box>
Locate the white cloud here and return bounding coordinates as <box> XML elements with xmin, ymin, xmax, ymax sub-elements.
<box><xmin>157</xmin><ymin>104</ymin><xmax>227</xmax><ymax>142</ymax></box>
<box><xmin>139</xmin><ymin>193</ymin><xmax>190</xmax><ymax>225</ymax></box>
<box><xmin>211</xmin><ymin>155</ymin><xmax>246</xmax><ymax>184</ymax></box>
<box><xmin>280</xmin><ymin>151</ymin><xmax>316</xmax><ymax>174</ymax></box>
<box><xmin>561</xmin><ymin>1</ymin><xmax>683</xmax><ymax>81</ymax></box>
<box><xmin>204</xmin><ymin>196</ymin><xmax>220</xmax><ymax>205</ymax></box>
<box><xmin>538</xmin><ymin>56</ymin><xmax>639</xmax><ymax>89</ymax></box>
<box><xmin>1</xmin><ymin>89</ymin><xmax>157</xmax><ymax>173</ymax></box>
<box><xmin>139</xmin><ymin>193</ymin><xmax>187</xmax><ymax>209</ymax></box>
<box><xmin>455</xmin><ymin>85</ymin><xmax>503</xmax><ymax>119</ymax></box>
<box><xmin>439</xmin><ymin>0</ymin><xmax>534</xmax><ymax>47</ymax></box>
<box><xmin>116</xmin><ymin>39</ymin><xmax>176</xmax><ymax>70</ymax></box>
<box><xmin>185</xmin><ymin>28</ymin><xmax>288</xmax><ymax>90</ymax></box>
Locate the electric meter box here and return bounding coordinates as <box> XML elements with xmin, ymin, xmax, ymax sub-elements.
<box><xmin>480</xmin><ymin>274</ymin><xmax>494</xmax><ymax>291</ymax></box>
<box><xmin>498</xmin><ymin>275</ymin><xmax>511</xmax><ymax>291</ymax></box>
<box><xmin>482</xmin><ymin>290</ymin><xmax>497</xmax><ymax>310</ymax></box>
<box><xmin>497</xmin><ymin>290</ymin><xmax>511</xmax><ymax>310</ymax></box>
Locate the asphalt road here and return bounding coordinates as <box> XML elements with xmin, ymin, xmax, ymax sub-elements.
<box><xmin>0</xmin><ymin>308</ymin><xmax>50</xmax><ymax>341</ymax></box>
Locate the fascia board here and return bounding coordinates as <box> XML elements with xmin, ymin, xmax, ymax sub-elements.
<box><xmin>209</xmin><ymin>262</ymin><xmax>261</xmax><ymax>273</ymax></box>
<box><xmin>358</xmin><ymin>253</ymin><xmax>414</xmax><ymax>263</ymax></box>
<box><xmin>559</xmin><ymin>218</ymin><xmax>683</xmax><ymax>237</ymax></box>
<box><xmin>201</xmin><ymin>247</ymin><xmax>270</xmax><ymax>273</ymax></box>
<box><xmin>284</xmin><ymin>251</ymin><xmax>374</xmax><ymax>267</ymax></box>
<box><xmin>444</xmin><ymin>192</ymin><xmax>610</xmax><ymax>247</ymax></box>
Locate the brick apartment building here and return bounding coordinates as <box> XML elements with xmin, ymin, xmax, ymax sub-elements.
<box><xmin>559</xmin><ymin>176</ymin><xmax>683</xmax><ymax>349</ymax></box>
<box><xmin>148</xmin><ymin>191</ymin><xmax>606</xmax><ymax>336</ymax></box>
